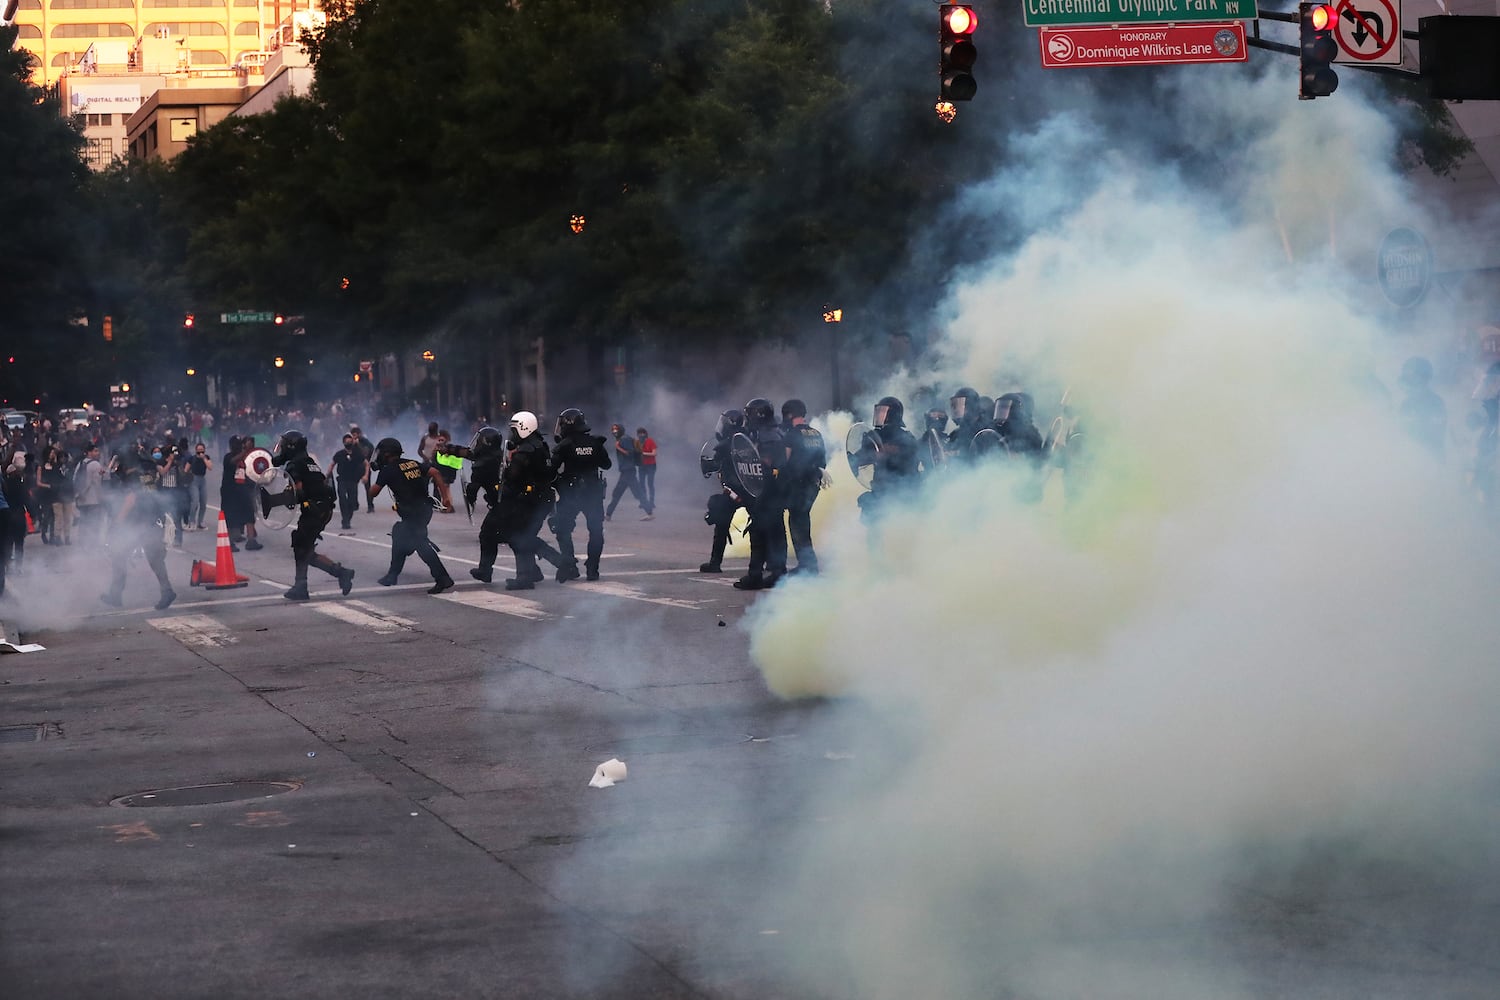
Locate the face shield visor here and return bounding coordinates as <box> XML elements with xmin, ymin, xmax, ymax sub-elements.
<box><xmin>993</xmin><ymin>397</ymin><xmax>1014</xmax><ymax>425</ymax></box>
<box><xmin>949</xmin><ymin>395</ymin><xmax>967</xmax><ymax>421</ymax></box>
<box><xmin>873</xmin><ymin>403</ymin><xmax>893</xmax><ymax>427</ymax></box>
<box><xmin>714</xmin><ymin>413</ymin><xmax>742</xmax><ymax>440</ymax></box>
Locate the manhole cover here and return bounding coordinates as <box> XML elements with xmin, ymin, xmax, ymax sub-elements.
<box><xmin>586</xmin><ymin>733</ymin><xmax>752</xmax><ymax>756</ymax></box>
<box><xmin>0</xmin><ymin>723</ymin><xmax>62</xmax><ymax>745</ymax></box>
<box><xmin>112</xmin><ymin>780</ymin><xmax>301</xmax><ymax>808</ymax></box>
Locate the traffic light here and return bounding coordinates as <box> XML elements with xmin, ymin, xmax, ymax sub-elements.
<box><xmin>102</xmin><ymin>314</ymin><xmax>113</xmax><ymax>342</ymax></box>
<box><xmin>1299</xmin><ymin>3</ymin><xmax>1339</xmax><ymax>99</ymax></box>
<box><xmin>939</xmin><ymin>5</ymin><xmax>977</xmax><ymax>102</ymax></box>
<box><xmin>274</xmin><ymin>313</ymin><xmax>285</xmax><ymax>326</ymax></box>
<box><xmin>182</xmin><ymin>312</ymin><xmax>194</xmax><ymax>329</ymax></box>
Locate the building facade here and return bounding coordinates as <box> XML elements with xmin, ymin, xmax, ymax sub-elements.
<box><xmin>9</xmin><ymin>0</ymin><xmax>320</xmax><ymax>87</ymax></box>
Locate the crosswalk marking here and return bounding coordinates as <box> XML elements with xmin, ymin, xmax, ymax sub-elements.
<box><xmin>435</xmin><ymin>590</ymin><xmax>551</xmax><ymax>621</ymax></box>
<box><xmin>149</xmin><ymin>614</ymin><xmax>238</xmax><ymax>649</ymax></box>
<box><xmin>305</xmin><ymin>599</ymin><xmax>417</xmax><ymax>634</ymax></box>
<box><xmin>569</xmin><ymin>580</ymin><xmax>706</xmax><ymax>609</ymax></box>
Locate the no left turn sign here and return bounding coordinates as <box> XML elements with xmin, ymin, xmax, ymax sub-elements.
<box><xmin>1332</xmin><ymin>0</ymin><xmax>1403</xmax><ymax>64</ymax></box>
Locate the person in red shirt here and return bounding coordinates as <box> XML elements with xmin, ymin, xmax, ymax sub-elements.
<box><xmin>636</xmin><ymin>427</ymin><xmax>657</xmax><ymax>510</ymax></box>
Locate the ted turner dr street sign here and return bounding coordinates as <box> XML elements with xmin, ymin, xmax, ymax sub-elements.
<box><xmin>1040</xmin><ymin>22</ymin><xmax>1247</xmax><ymax>66</ymax></box>
<box><xmin>1024</xmin><ymin>0</ymin><xmax>1257</xmax><ymax>27</ymax></box>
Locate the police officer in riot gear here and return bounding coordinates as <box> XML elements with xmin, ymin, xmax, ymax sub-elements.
<box><xmin>700</xmin><ymin>408</ymin><xmax>745</xmax><ymax>574</ymax></box>
<box><xmin>734</xmin><ymin>397</ymin><xmax>789</xmax><ymax>590</ymax></box>
<box><xmin>497</xmin><ymin>411</ymin><xmax>565</xmax><ymax>590</ymax></box>
<box><xmin>781</xmin><ymin>399</ymin><xmax>826</xmax><ymax>575</ymax></box>
<box><xmin>859</xmin><ymin>396</ymin><xmax>919</xmax><ymax>521</ymax></box>
<box><xmin>261</xmin><ymin>429</ymin><xmax>355</xmax><ymax>601</ymax></box>
<box><xmin>443</xmin><ymin>424</ymin><xmax>509</xmax><ymax>584</ymax></box>
<box><xmin>946</xmin><ymin>386</ymin><xmax>986</xmax><ymax>457</ymax></box>
<box><xmin>100</xmin><ymin>451</ymin><xmax>176</xmax><ymax>610</ymax></box>
<box><xmin>550</xmin><ymin>408</ymin><xmax>611</xmax><ymax>582</ymax></box>
<box><xmin>994</xmin><ymin>393</ymin><xmax>1045</xmax><ymax>456</ymax></box>
<box><xmin>369</xmin><ymin>437</ymin><xmax>455</xmax><ymax>594</ymax></box>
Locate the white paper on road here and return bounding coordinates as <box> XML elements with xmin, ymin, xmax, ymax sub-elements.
<box><xmin>589</xmin><ymin>758</ymin><xmax>628</xmax><ymax>788</ymax></box>
<box><xmin>306</xmin><ymin>599</ymin><xmax>417</xmax><ymax>634</ymax></box>
<box><xmin>149</xmin><ymin>614</ymin><xmax>238</xmax><ymax>649</ymax></box>
<box><xmin>0</xmin><ymin>641</ymin><xmax>46</xmax><ymax>654</ymax></box>
<box><xmin>435</xmin><ymin>590</ymin><xmax>551</xmax><ymax>621</ymax></box>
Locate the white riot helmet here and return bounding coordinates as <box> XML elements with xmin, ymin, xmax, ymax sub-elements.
<box><xmin>510</xmin><ymin>411</ymin><xmax>538</xmax><ymax>441</ymax></box>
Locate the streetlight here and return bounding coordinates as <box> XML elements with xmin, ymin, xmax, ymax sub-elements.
<box><xmin>273</xmin><ymin>357</ymin><xmax>285</xmax><ymax>369</ymax></box>
<box><xmin>186</xmin><ymin>368</ymin><xmax>196</xmax><ymax>376</ymax></box>
<box><xmin>824</xmin><ymin>306</ymin><xmax>843</xmax><ymax>411</ymax></box>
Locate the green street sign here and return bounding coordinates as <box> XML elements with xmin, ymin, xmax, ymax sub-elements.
<box><xmin>220</xmin><ymin>311</ymin><xmax>277</xmax><ymax>324</ymax></box>
<box><xmin>1024</xmin><ymin>0</ymin><xmax>1257</xmax><ymax>27</ymax></box>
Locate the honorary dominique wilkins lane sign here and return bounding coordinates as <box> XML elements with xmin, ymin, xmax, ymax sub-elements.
<box><xmin>1023</xmin><ymin>0</ymin><xmax>1258</xmax><ymax>27</ymax></box>
<box><xmin>1039</xmin><ymin>22</ymin><xmax>1248</xmax><ymax>66</ymax></box>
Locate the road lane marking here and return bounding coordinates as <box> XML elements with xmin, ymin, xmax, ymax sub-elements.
<box><xmin>567</xmin><ymin>580</ymin><xmax>705</xmax><ymax>609</ymax></box>
<box><xmin>435</xmin><ymin>590</ymin><xmax>552</xmax><ymax>620</ymax></box>
<box><xmin>149</xmin><ymin>614</ymin><xmax>238</xmax><ymax>649</ymax></box>
<box><xmin>305</xmin><ymin>599</ymin><xmax>418</xmax><ymax>634</ymax></box>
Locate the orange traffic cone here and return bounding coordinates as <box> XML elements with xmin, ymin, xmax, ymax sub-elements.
<box><xmin>199</xmin><ymin>511</ymin><xmax>249</xmax><ymax>590</ymax></box>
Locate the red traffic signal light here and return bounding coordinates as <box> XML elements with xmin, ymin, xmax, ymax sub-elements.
<box><xmin>273</xmin><ymin>313</ymin><xmax>285</xmax><ymax>325</ymax></box>
<box><xmin>1299</xmin><ymin>2</ymin><xmax>1339</xmax><ymax>99</ymax></box>
<box><xmin>939</xmin><ymin>5</ymin><xmax>977</xmax><ymax>103</ymax></box>
<box><xmin>183</xmin><ymin>312</ymin><xmax>195</xmax><ymax>329</ymax></box>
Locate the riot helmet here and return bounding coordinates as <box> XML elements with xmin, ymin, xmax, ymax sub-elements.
<box><xmin>374</xmin><ymin>437</ymin><xmax>403</xmax><ymax>469</ymax></box>
<box><xmin>469</xmin><ymin>425</ymin><xmax>505</xmax><ymax>459</ymax></box>
<box><xmin>950</xmin><ymin>387</ymin><xmax>980</xmax><ymax>423</ymax></box>
<box><xmin>743</xmin><ymin>397</ymin><xmax>776</xmax><ymax>431</ymax></box>
<box><xmin>510</xmin><ymin>411</ymin><xmax>538</xmax><ymax>443</ymax></box>
<box><xmin>271</xmin><ymin>429</ymin><xmax>308</xmax><ymax>467</ymax></box>
<box><xmin>714</xmin><ymin>409</ymin><xmax>744</xmax><ymax>441</ymax></box>
<box><xmin>554</xmin><ymin>408</ymin><xmax>588</xmax><ymax>440</ymax></box>
<box><xmin>1400</xmin><ymin>356</ymin><xmax>1434</xmax><ymax>388</ymax></box>
<box><xmin>925</xmin><ymin>408</ymin><xmax>948</xmax><ymax>434</ymax></box>
<box><xmin>873</xmin><ymin>396</ymin><xmax>905</xmax><ymax>429</ymax></box>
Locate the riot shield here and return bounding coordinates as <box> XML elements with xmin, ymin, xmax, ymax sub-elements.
<box><xmin>970</xmin><ymin>428</ymin><xmax>1008</xmax><ymax>458</ymax></box>
<box><xmin>728</xmin><ymin>432</ymin><xmax>766</xmax><ymax>500</ymax></box>
<box><xmin>844</xmin><ymin>423</ymin><xmax>881</xmax><ymax>492</ymax></box>
<box><xmin>699</xmin><ymin>440</ymin><xmax>719</xmax><ymax>479</ymax></box>
<box><xmin>921</xmin><ymin>428</ymin><xmax>947</xmax><ymax>474</ymax></box>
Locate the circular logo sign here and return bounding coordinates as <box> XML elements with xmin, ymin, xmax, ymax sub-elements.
<box><xmin>1378</xmin><ymin>228</ymin><xmax>1431</xmax><ymax>309</ymax></box>
<box><xmin>1046</xmin><ymin>35</ymin><xmax>1076</xmax><ymax>62</ymax></box>
<box><xmin>1213</xmin><ymin>28</ymin><xmax>1241</xmax><ymax>56</ymax></box>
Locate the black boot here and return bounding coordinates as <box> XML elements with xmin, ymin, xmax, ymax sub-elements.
<box><xmin>428</xmin><ymin>576</ymin><xmax>455</xmax><ymax>595</ymax></box>
<box><xmin>284</xmin><ymin>582</ymin><xmax>310</xmax><ymax>601</ymax></box>
<box><xmin>470</xmin><ymin>567</ymin><xmax>493</xmax><ymax>583</ymax></box>
<box><xmin>699</xmin><ymin>562</ymin><xmax>722</xmax><ymax>574</ymax></box>
<box><xmin>555</xmin><ymin>562</ymin><xmax>581</xmax><ymax>583</ymax></box>
<box><xmin>337</xmin><ymin>567</ymin><xmax>355</xmax><ymax>595</ymax></box>
<box><xmin>733</xmin><ymin>574</ymin><xmax>766</xmax><ymax>591</ymax></box>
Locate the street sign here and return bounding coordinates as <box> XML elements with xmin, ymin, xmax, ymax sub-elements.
<box><xmin>1377</xmin><ymin>228</ymin><xmax>1431</xmax><ymax>309</ymax></box>
<box><xmin>1040</xmin><ymin>22</ymin><xmax>1247</xmax><ymax>66</ymax></box>
<box><xmin>1332</xmin><ymin>0</ymin><xmax>1402</xmax><ymax>64</ymax></box>
<box><xmin>219</xmin><ymin>311</ymin><xmax>277</xmax><ymax>324</ymax></box>
<box><xmin>1024</xmin><ymin>0</ymin><xmax>1257</xmax><ymax>28</ymax></box>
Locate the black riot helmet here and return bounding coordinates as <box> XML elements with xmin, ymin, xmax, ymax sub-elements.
<box><xmin>554</xmin><ymin>408</ymin><xmax>589</xmax><ymax>440</ymax></box>
<box><xmin>743</xmin><ymin>398</ymin><xmax>776</xmax><ymax>431</ymax></box>
<box><xmin>873</xmin><ymin>396</ymin><xmax>905</xmax><ymax>429</ymax></box>
<box><xmin>271</xmin><ymin>429</ymin><xmax>307</xmax><ymax>467</ymax></box>
<box><xmin>994</xmin><ymin>392</ymin><xmax>1033</xmax><ymax>426</ymax></box>
<box><xmin>469</xmin><ymin>425</ymin><xmax>505</xmax><ymax>459</ymax></box>
<box><xmin>950</xmin><ymin>387</ymin><xmax>980</xmax><ymax>423</ymax></box>
<box><xmin>714</xmin><ymin>408</ymin><xmax>745</xmax><ymax>441</ymax></box>
<box><xmin>374</xmin><ymin>437</ymin><xmax>403</xmax><ymax>468</ymax></box>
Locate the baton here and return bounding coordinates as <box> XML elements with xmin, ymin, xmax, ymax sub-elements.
<box><xmin>460</xmin><ymin>475</ymin><xmax>474</xmax><ymax>524</ymax></box>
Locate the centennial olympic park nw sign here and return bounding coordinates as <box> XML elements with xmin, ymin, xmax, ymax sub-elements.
<box><xmin>1024</xmin><ymin>0</ymin><xmax>1258</xmax><ymax>27</ymax></box>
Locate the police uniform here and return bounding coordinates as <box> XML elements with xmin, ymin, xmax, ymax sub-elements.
<box><xmin>263</xmin><ymin>431</ymin><xmax>355</xmax><ymax>600</ymax></box>
<box><xmin>550</xmin><ymin>410</ymin><xmax>611</xmax><ymax>582</ymax></box>
<box><xmin>859</xmin><ymin>397</ymin><xmax>920</xmax><ymax>522</ymax></box>
<box><xmin>463</xmin><ymin>428</ymin><xmax>509</xmax><ymax>584</ymax></box>
<box><xmin>372</xmin><ymin>442</ymin><xmax>453</xmax><ymax>593</ymax></box>
<box><xmin>735</xmin><ymin>398</ymin><xmax>788</xmax><ymax>590</ymax></box>
<box><xmin>700</xmin><ymin>410</ymin><xmax>746</xmax><ymax>574</ymax></box>
<box><xmin>782</xmin><ymin>406</ymin><xmax>826</xmax><ymax>575</ymax></box>
<box><xmin>101</xmin><ymin>455</ymin><xmax>176</xmax><ymax>611</ymax></box>
<box><xmin>498</xmin><ymin>421</ymin><xmax>564</xmax><ymax>590</ymax></box>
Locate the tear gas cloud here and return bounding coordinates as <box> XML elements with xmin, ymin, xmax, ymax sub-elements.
<box><xmin>737</xmin><ymin>69</ymin><xmax>1500</xmax><ymax>996</ymax></box>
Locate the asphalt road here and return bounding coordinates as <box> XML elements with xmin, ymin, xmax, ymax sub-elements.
<box><xmin>3</xmin><ymin>492</ymin><xmax>1500</xmax><ymax>999</ymax></box>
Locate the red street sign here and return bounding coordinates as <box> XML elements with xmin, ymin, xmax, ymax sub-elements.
<box><xmin>1039</xmin><ymin>22</ymin><xmax>1247</xmax><ymax>67</ymax></box>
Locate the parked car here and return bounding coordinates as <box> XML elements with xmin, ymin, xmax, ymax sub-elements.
<box><xmin>57</xmin><ymin>408</ymin><xmax>93</xmax><ymax>431</ymax></box>
<box><xmin>3</xmin><ymin>410</ymin><xmax>37</xmax><ymax>432</ymax></box>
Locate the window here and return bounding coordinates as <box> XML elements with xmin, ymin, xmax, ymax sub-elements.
<box><xmin>234</xmin><ymin>0</ymin><xmax>257</xmax><ymax>5</ymax></box>
<box><xmin>18</xmin><ymin>25</ymin><xmax>42</xmax><ymax>38</ymax></box>
<box><xmin>16</xmin><ymin>0</ymin><xmax>43</xmax><ymax>8</ymax></box>
<box><xmin>169</xmin><ymin>117</ymin><xmax>196</xmax><ymax>142</ymax></box>
<box><xmin>189</xmin><ymin>49</ymin><xmax>227</xmax><ymax>64</ymax></box>
<box><xmin>53</xmin><ymin>24</ymin><xmax>135</xmax><ymax>37</ymax></box>
<box><xmin>234</xmin><ymin>21</ymin><xmax>258</xmax><ymax>36</ymax></box>
<box><xmin>51</xmin><ymin>0</ymin><xmax>135</xmax><ymax>9</ymax></box>
<box><xmin>145</xmin><ymin>0</ymin><xmax>224</xmax><ymax>6</ymax></box>
<box><xmin>145</xmin><ymin>21</ymin><xmax>227</xmax><ymax>36</ymax></box>
<box><xmin>85</xmin><ymin>137</ymin><xmax>114</xmax><ymax>167</ymax></box>
<box><xmin>84</xmin><ymin>112</ymin><xmax>114</xmax><ymax>126</ymax></box>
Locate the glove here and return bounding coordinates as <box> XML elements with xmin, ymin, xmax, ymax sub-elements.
<box><xmin>818</xmin><ymin>468</ymin><xmax>834</xmax><ymax>490</ymax></box>
<box><xmin>464</xmin><ymin>484</ymin><xmax>478</xmax><ymax>507</ymax></box>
